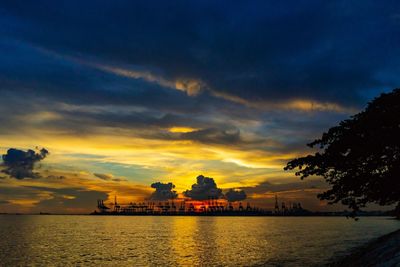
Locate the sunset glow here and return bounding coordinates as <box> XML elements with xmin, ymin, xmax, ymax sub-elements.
<box><xmin>0</xmin><ymin>1</ymin><xmax>398</xmax><ymax>215</ymax></box>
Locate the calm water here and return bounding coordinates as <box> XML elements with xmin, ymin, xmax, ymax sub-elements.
<box><xmin>0</xmin><ymin>216</ymin><xmax>398</xmax><ymax>266</ymax></box>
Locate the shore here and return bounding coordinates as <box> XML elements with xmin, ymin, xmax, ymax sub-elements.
<box><xmin>330</xmin><ymin>228</ymin><xmax>400</xmax><ymax>266</ymax></box>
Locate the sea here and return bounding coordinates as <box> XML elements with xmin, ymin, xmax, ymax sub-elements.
<box><xmin>0</xmin><ymin>215</ymin><xmax>399</xmax><ymax>266</ymax></box>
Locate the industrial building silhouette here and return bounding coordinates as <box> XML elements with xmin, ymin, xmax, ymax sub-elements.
<box><xmin>92</xmin><ymin>195</ymin><xmax>309</xmax><ymax>216</ymax></box>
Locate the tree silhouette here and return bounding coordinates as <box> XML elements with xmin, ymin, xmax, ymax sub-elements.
<box><xmin>285</xmin><ymin>89</ymin><xmax>400</xmax><ymax>217</ymax></box>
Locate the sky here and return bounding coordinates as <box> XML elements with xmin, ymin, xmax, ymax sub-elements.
<box><xmin>1</xmin><ymin>1</ymin><xmax>400</xmax><ymax>213</ymax></box>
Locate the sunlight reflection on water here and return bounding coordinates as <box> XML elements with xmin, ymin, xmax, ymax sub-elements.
<box><xmin>0</xmin><ymin>215</ymin><xmax>398</xmax><ymax>266</ymax></box>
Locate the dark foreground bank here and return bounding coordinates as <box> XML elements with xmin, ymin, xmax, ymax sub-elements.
<box><xmin>330</xmin><ymin>228</ymin><xmax>400</xmax><ymax>267</ymax></box>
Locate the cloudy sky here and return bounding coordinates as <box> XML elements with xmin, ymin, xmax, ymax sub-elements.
<box><xmin>1</xmin><ymin>1</ymin><xmax>399</xmax><ymax>213</ymax></box>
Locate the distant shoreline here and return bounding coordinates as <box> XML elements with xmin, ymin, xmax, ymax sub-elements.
<box><xmin>0</xmin><ymin>212</ymin><xmax>395</xmax><ymax>217</ymax></box>
<box><xmin>329</xmin><ymin>227</ymin><xmax>400</xmax><ymax>266</ymax></box>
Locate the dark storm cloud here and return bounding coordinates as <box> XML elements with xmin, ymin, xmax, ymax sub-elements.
<box><xmin>0</xmin><ymin>200</ymin><xmax>10</xmax><ymax>205</ymax></box>
<box><xmin>1</xmin><ymin>1</ymin><xmax>400</xmax><ymax>106</ymax></box>
<box><xmin>2</xmin><ymin>0</ymin><xmax>399</xmax><ymax>159</ymax></box>
<box><xmin>142</xmin><ymin>127</ymin><xmax>245</xmax><ymax>145</ymax></box>
<box><xmin>45</xmin><ymin>174</ymin><xmax>65</xmax><ymax>180</ymax></box>
<box><xmin>0</xmin><ymin>88</ymin><xmax>338</xmax><ymax>158</ymax></box>
<box><xmin>0</xmin><ymin>90</ymin><xmax>263</xmax><ymax>148</ymax></box>
<box><xmin>183</xmin><ymin>175</ymin><xmax>223</xmax><ymax>200</ymax></box>
<box><xmin>240</xmin><ymin>179</ymin><xmax>329</xmax><ymax>196</ymax></box>
<box><xmin>0</xmin><ymin>40</ymin><xmax>254</xmax><ymax>139</ymax></box>
<box><xmin>1</xmin><ymin>148</ymin><xmax>49</xmax><ymax>179</ymax></box>
<box><xmin>55</xmin><ymin>108</ymin><xmax>203</xmax><ymax>133</ymax></box>
<box><xmin>152</xmin><ymin>126</ymin><xmax>269</xmax><ymax>147</ymax></box>
<box><xmin>149</xmin><ymin>182</ymin><xmax>178</xmax><ymax>201</ymax></box>
<box><xmin>180</xmin><ymin>128</ymin><xmax>241</xmax><ymax>145</ymax></box>
<box><xmin>94</xmin><ymin>173</ymin><xmax>111</xmax><ymax>180</ymax></box>
<box><xmin>225</xmin><ymin>189</ymin><xmax>247</xmax><ymax>202</ymax></box>
<box><xmin>1</xmin><ymin>1</ymin><xmax>400</xmax><ymax>210</ymax></box>
<box><xmin>0</xmin><ymin>39</ymin><xmax>203</xmax><ymax>113</ymax></box>
<box><xmin>94</xmin><ymin>173</ymin><xmax>126</xmax><ymax>182</ymax></box>
<box><xmin>25</xmin><ymin>186</ymin><xmax>109</xmax><ymax>213</ymax></box>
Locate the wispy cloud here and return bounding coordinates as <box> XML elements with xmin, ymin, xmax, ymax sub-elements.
<box><xmin>34</xmin><ymin>46</ymin><xmax>355</xmax><ymax>113</ymax></box>
<box><xmin>88</xmin><ymin>63</ymin><xmax>204</xmax><ymax>96</ymax></box>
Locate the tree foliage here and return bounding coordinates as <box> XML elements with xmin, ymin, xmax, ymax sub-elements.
<box><xmin>285</xmin><ymin>89</ymin><xmax>400</xmax><ymax>214</ymax></box>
